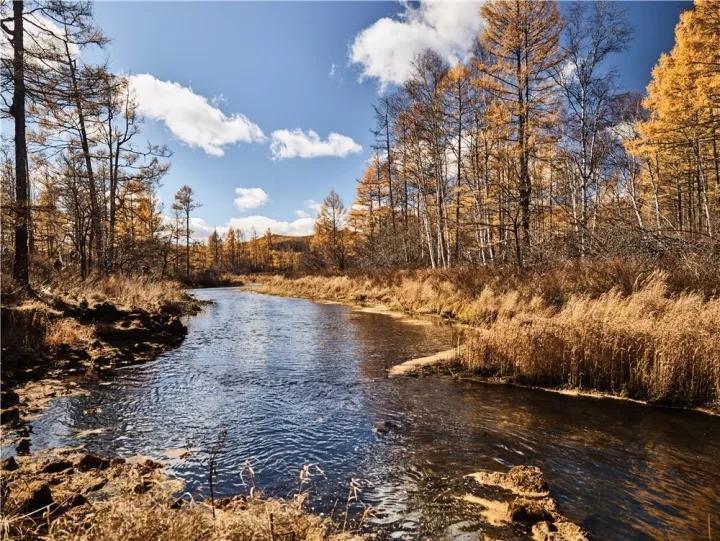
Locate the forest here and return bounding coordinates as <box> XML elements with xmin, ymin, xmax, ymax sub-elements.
<box><xmin>2</xmin><ymin>1</ymin><xmax>719</xmax><ymax>283</ymax></box>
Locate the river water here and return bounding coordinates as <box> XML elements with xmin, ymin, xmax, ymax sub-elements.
<box><xmin>24</xmin><ymin>288</ymin><xmax>720</xmax><ymax>540</ymax></box>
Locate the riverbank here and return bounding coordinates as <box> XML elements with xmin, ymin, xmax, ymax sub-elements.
<box><xmin>249</xmin><ymin>261</ymin><xmax>720</xmax><ymax>412</ymax></box>
<box><xmin>1</xmin><ymin>275</ymin><xmax>203</xmax><ymax>429</ymax></box>
<box><xmin>0</xmin><ymin>449</ymin><xmax>361</xmax><ymax>541</ymax></box>
<box><xmin>0</xmin><ymin>448</ymin><xmax>587</xmax><ymax>541</ymax></box>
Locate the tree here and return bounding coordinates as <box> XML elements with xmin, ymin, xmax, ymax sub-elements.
<box><xmin>479</xmin><ymin>0</ymin><xmax>563</xmax><ymax>263</ymax></box>
<box><xmin>224</xmin><ymin>227</ymin><xmax>237</xmax><ymax>271</ymax></box>
<box><xmin>630</xmin><ymin>0</ymin><xmax>719</xmax><ymax>240</ymax></box>
<box><xmin>208</xmin><ymin>229</ymin><xmax>222</xmax><ymax>268</ymax></box>
<box><xmin>312</xmin><ymin>189</ymin><xmax>348</xmax><ymax>269</ymax></box>
<box><xmin>172</xmin><ymin>185</ymin><xmax>200</xmax><ymax>277</ymax></box>
<box><xmin>97</xmin><ymin>74</ymin><xmax>170</xmax><ymax>269</ymax></box>
<box><xmin>2</xmin><ymin>1</ymin><xmax>111</xmax><ymax>280</ymax></box>
<box><xmin>557</xmin><ymin>1</ymin><xmax>632</xmax><ymax>256</ymax></box>
<box><xmin>8</xmin><ymin>0</ymin><xmax>29</xmax><ymax>286</ymax></box>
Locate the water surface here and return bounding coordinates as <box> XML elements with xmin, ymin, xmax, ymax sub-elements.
<box><xmin>25</xmin><ymin>288</ymin><xmax>720</xmax><ymax>540</ymax></box>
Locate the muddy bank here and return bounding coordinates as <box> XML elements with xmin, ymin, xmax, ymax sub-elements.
<box><xmin>1</xmin><ymin>448</ymin><xmax>358</xmax><ymax>541</ymax></box>
<box><xmin>1</xmin><ymin>447</ymin><xmax>586</xmax><ymax>541</ymax></box>
<box><xmin>462</xmin><ymin>466</ymin><xmax>588</xmax><ymax>541</ymax></box>
<box><xmin>387</xmin><ymin>347</ymin><xmax>458</xmax><ymax>376</ymax></box>
<box><xmin>1</xmin><ymin>292</ymin><xmax>203</xmax><ymax>432</ymax></box>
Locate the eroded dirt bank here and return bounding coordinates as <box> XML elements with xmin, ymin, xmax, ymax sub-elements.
<box><xmin>0</xmin><ymin>449</ymin><xmax>360</xmax><ymax>541</ymax></box>
<box><xmin>1</xmin><ymin>284</ymin><xmax>203</xmax><ymax>437</ymax></box>
<box><xmin>1</xmin><ymin>449</ymin><xmax>587</xmax><ymax>541</ymax></box>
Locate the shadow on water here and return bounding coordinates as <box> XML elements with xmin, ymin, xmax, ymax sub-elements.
<box><xmin>18</xmin><ymin>287</ymin><xmax>720</xmax><ymax>540</ymax></box>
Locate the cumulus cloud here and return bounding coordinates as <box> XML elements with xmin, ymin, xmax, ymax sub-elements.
<box><xmin>0</xmin><ymin>13</ymin><xmax>79</xmax><ymax>66</ymax></box>
<box><xmin>305</xmin><ymin>199</ymin><xmax>322</xmax><ymax>213</ymax></box>
<box><xmin>128</xmin><ymin>74</ymin><xmax>265</xmax><ymax>156</ymax></box>
<box><xmin>189</xmin><ymin>214</ymin><xmax>315</xmax><ymax>240</ymax></box>
<box><xmin>189</xmin><ymin>217</ymin><xmax>227</xmax><ymax>239</ymax></box>
<box><xmin>350</xmin><ymin>0</ymin><xmax>484</xmax><ymax>88</ymax></box>
<box><xmin>227</xmin><ymin>215</ymin><xmax>315</xmax><ymax>236</ymax></box>
<box><xmin>270</xmin><ymin>129</ymin><xmax>362</xmax><ymax>159</ymax></box>
<box><xmin>234</xmin><ymin>187</ymin><xmax>269</xmax><ymax>211</ymax></box>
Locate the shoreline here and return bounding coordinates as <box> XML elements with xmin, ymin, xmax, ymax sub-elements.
<box><xmin>389</xmin><ymin>351</ymin><xmax>720</xmax><ymax>417</ymax></box>
<box><xmin>246</xmin><ymin>278</ymin><xmax>719</xmax><ymax>417</ymax></box>
<box><xmin>1</xmin><ymin>448</ymin><xmax>361</xmax><ymax>541</ymax></box>
<box><xmin>1</xmin><ymin>290</ymin><xmax>205</xmax><ymax>437</ymax></box>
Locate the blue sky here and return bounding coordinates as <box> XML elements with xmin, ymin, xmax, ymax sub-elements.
<box><xmin>87</xmin><ymin>1</ymin><xmax>690</xmax><ymax>238</ymax></box>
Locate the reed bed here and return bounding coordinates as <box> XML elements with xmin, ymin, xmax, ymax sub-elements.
<box><xmin>255</xmin><ymin>261</ymin><xmax>720</xmax><ymax>409</ymax></box>
<box><xmin>55</xmin><ymin>274</ymin><xmax>190</xmax><ymax>314</ymax></box>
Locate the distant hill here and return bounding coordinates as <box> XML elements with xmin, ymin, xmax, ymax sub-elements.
<box><xmin>241</xmin><ymin>234</ymin><xmax>312</xmax><ymax>253</ymax></box>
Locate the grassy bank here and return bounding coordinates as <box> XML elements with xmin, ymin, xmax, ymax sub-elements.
<box><xmin>252</xmin><ymin>259</ymin><xmax>720</xmax><ymax>411</ymax></box>
<box><xmin>1</xmin><ymin>450</ymin><xmax>360</xmax><ymax>541</ymax></box>
<box><xmin>1</xmin><ymin>274</ymin><xmax>202</xmax><ymax>425</ymax></box>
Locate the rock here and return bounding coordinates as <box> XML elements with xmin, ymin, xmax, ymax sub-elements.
<box><xmin>373</xmin><ymin>420</ymin><xmax>400</xmax><ymax>434</ymax></box>
<box><xmin>509</xmin><ymin>497</ymin><xmax>554</xmax><ymax>525</ymax></box>
<box><xmin>15</xmin><ymin>480</ymin><xmax>54</xmax><ymax>515</ymax></box>
<box><xmin>41</xmin><ymin>459</ymin><xmax>73</xmax><ymax>474</ymax></box>
<box><xmin>1</xmin><ymin>406</ymin><xmax>20</xmax><ymax>426</ymax></box>
<box><xmin>65</xmin><ymin>492</ymin><xmax>87</xmax><ymax>509</ymax></box>
<box><xmin>2</xmin><ymin>456</ymin><xmax>18</xmax><ymax>471</ymax></box>
<box><xmin>74</xmin><ymin>453</ymin><xmax>111</xmax><ymax>472</ymax></box>
<box><xmin>166</xmin><ymin>317</ymin><xmax>186</xmax><ymax>336</ymax></box>
<box><xmin>507</xmin><ymin>465</ymin><xmax>549</xmax><ymax>495</ymax></box>
<box><xmin>82</xmin><ymin>477</ymin><xmax>107</xmax><ymax>493</ymax></box>
<box><xmin>0</xmin><ymin>388</ymin><xmax>19</xmax><ymax>408</ymax></box>
<box><xmin>91</xmin><ymin>301</ymin><xmax>125</xmax><ymax>322</ymax></box>
<box><xmin>532</xmin><ymin>521</ymin><xmax>558</xmax><ymax>540</ymax></box>
<box><xmin>532</xmin><ymin>520</ymin><xmax>589</xmax><ymax>541</ymax></box>
<box><xmin>16</xmin><ymin>438</ymin><xmax>31</xmax><ymax>455</ymax></box>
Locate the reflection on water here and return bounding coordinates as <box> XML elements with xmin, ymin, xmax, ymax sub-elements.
<box><xmin>25</xmin><ymin>288</ymin><xmax>720</xmax><ymax>540</ymax></box>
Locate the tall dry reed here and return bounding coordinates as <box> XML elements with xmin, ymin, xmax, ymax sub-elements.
<box><xmin>256</xmin><ymin>262</ymin><xmax>720</xmax><ymax>408</ymax></box>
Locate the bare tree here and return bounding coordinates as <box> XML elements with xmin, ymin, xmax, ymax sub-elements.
<box><xmin>172</xmin><ymin>185</ymin><xmax>200</xmax><ymax>277</ymax></box>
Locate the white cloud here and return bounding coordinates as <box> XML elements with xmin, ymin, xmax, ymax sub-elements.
<box><xmin>189</xmin><ymin>217</ymin><xmax>227</xmax><ymax>239</ymax></box>
<box><xmin>270</xmin><ymin>129</ymin><xmax>362</xmax><ymax>159</ymax></box>
<box><xmin>188</xmin><ymin>214</ymin><xmax>315</xmax><ymax>240</ymax></box>
<box><xmin>234</xmin><ymin>187</ymin><xmax>269</xmax><ymax>211</ymax></box>
<box><xmin>0</xmin><ymin>13</ymin><xmax>79</xmax><ymax>67</ymax></box>
<box><xmin>329</xmin><ymin>63</ymin><xmax>337</xmax><ymax>78</ymax></box>
<box><xmin>349</xmin><ymin>0</ymin><xmax>484</xmax><ymax>88</ymax></box>
<box><xmin>305</xmin><ymin>199</ymin><xmax>322</xmax><ymax>213</ymax></box>
<box><xmin>128</xmin><ymin>74</ymin><xmax>265</xmax><ymax>156</ymax></box>
<box><xmin>295</xmin><ymin>209</ymin><xmax>310</xmax><ymax>219</ymax></box>
<box><xmin>228</xmin><ymin>216</ymin><xmax>315</xmax><ymax>236</ymax></box>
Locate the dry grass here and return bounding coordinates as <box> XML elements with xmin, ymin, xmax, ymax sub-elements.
<box><xmin>460</xmin><ymin>275</ymin><xmax>720</xmax><ymax>408</ymax></box>
<box><xmin>43</xmin><ymin>318</ymin><xmax>95</xmax><ymax>347</ymax></box>
<box><xmin>254</xmin><ymin>260</ymin><xmax>720</xmax><ymax>409</ymax></box>
<box><xmin>1</xmin><ymin>451</ymin><xmax>360</xmax><ymax>541</ymax></box>
<box><xmin>54</xmin><ymin>275</ymin><xmax>190</xmax><ymax>314</ymax></box>
<box><xmin>45</xmin><ymin>492</ymin><xmax>359</xmax><ymax>541</ymax></box>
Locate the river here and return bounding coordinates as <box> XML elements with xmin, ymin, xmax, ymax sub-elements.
<box><xmin>24</xmin><ymin>288</ymin><xmax>720</xmax><ymax>540</ymax></box>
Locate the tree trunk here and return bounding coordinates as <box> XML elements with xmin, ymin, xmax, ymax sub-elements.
<box><xmin>66</xmin><ymin>39</ymin><xmax>103</xmax><ymax>273</ymax></box>
<box><xmin>12</xmin><ymin>0</ymin><xmax>30</xmax><ymax>287</ymax></box>
<box><xmin>185</xmin><ymin>209</ymin><xmax>190</xmax><ymax>277</ymax></box>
